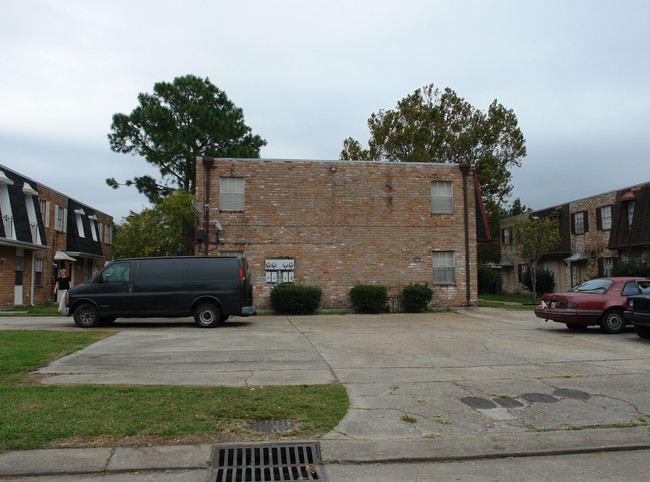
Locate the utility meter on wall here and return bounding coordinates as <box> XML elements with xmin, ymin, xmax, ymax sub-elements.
<box><xmin>265</xmin><ymin>258</ymin><xmax>295</xmax><ymax>284</ymax></box>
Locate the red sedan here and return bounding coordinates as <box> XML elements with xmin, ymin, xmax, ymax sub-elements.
<box><xmin>534</xmin><ymin>277</ymin><xmax>650</xmax><ymax>333</ymax></box>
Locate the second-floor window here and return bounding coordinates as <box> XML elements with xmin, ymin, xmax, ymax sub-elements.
<box><xmin>598</xmin><ymin>205</ymin><xmax>612</xmax><ymax>231</ymax></box>
<box><xmin>431</xmin><ymin>181</ymin><xmax>453</xmax><ymax>213</ymax></box>
<box><xmin>55</xmin><ymin>205</ymin><xmax>65</xmax><ymax>232</ymax></box>
<box><xmin>220</xmin><ymin>177</ymin><xmax>245</xmax><ymax>211</ymax></box>
<box><xmin>502</xmin><ymin>227</ymin><xmax>512</xmax><ymax>245</ymax></box>
<box><xmin>572</xmin><ymin>210</ymin><xmax>589</xmax><ymax>235</ymax></box>
<box><xmin>627</xmin><ymin>201</ymin><xmax>635</xmax><ymax>228</ymax></box>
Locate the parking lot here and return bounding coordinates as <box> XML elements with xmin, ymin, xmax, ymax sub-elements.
<box><xmin>4</xmin><ymin>308</ymin><xmax>649</xmax><ymax>441</ymax></box>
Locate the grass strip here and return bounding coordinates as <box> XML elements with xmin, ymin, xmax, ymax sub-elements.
<box><xmin>478</xmin><ymin>301</ymin><xmax>536</xmax><ymax>311</ymax></box>
<box><xmin>0</xmin><ymin>331</ymin><xmax>349</xmax><ymax>453</ymax></box>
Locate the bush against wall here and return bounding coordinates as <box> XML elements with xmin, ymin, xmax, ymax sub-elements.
<box><xmin>611</xmin><ymin>258</ymin><xmax>650</xmax><ymax>277</ymax></box>
<box><xmin>478</xmin><ymin>264</ymin><xmax>498</xmax><ymax>294</ymax></box>
<box><xmin>350</xmin><ymin>284</ymin><xmax>388</xmax><ymax>313</ymax></box>
<box><xmin>401</xmin><ymin>285</ymin><xmax>433</xmax><ymax>312</ymax></box>
<box><xmin>270</xmin><ymin>284</ymin><xmax>322</xmax><ymax>315</ymax></box>
<box><xmin>522</xmin><ymin>268</ymin><xmax>555</xmax><ymax>295</ymax></box>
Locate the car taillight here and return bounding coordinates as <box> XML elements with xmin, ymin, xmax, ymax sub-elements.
<box><xmin>239</xmin><ymin>268</ymin><xmax>246</xmax><ymax>280</ymax></box>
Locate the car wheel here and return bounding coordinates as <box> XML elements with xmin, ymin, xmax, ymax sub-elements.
<box><xmin>565</xmin><ymin>323</ymin><xmax>588</xmax><ymax>331</ymax></box>
<box><xmin>600</xmin><ymin>309</ymin><xmax>625</xmax><ymax>334</ymax></box>
<box><xmin>634</xmin><ymin>325</ymin><xmax>650</xmax><ymax>339</ymax></box>
<box><xmin>193</xmin><ymin>303</ymin><xmax>222</xmax><ymax>328</ymax></box>
<box><xmin>73</xmin><ymin>303</ymin><xmax>100</xmax><ymax>328</ymax></box>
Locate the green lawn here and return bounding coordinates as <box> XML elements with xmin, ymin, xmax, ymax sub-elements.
<box><xmin>478</xmin><ymin>293</ymin><xmax>538</xmax><ymax>311</ymax></box>
<box><xmin>0</xmin><ymin>304</ymin><xmax>62</xmax><ymax>316</ymax></box>
<box><xmin>0</xmin><ymin>331</ymin><xmax>349</xmax><ymax>453</ymax></box>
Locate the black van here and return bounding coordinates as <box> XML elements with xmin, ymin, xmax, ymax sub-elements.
<box><xmin>64</xmin><ymin>256</ymin><xmax>256</xmax><ymax>328</ymax></box>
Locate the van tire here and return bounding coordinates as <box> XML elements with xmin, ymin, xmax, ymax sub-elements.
<box><xmin>74</xmin><ymin>303</ymin><xmax>100</xmax><ymax>328</ymax></box>
<box><xmin>194</xmin><ymin>303</ymin><xmax>222</xmax><ymax>328</ymax></box>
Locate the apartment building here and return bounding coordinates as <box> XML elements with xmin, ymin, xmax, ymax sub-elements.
<box><xmin>195</xmin><ymin>157</ymin><xmax>491</xmax><ymax>309</ymax></box>
<box><xmin>500</xmin><ymin>182</ymin><xmax>650</xmax><ymax>293</ymax></box>
<box><xmin>0</xmin><ymin>165</ymin><xmax>113</xmax><ymax>308</ymax></box>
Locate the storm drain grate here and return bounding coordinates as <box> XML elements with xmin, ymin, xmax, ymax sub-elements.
<box><xmin>211</xmin><ymin>442</ymin><xmax>326</xmax><ymax>481</ymax></box>
<box><xmin>246</xmin><ymin>419</ymin><xmax>297</xmax><ymax>435</ymax></box>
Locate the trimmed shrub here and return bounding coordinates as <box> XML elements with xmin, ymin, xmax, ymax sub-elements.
<box><xmin>401</xmin><ymin>285</ymin><xmax>433</xmax><ymax>313</ymax></box>
<box><xmin>478</xmin><ymin>265</ymin><xmax>498</xmax><ymax>294</ymax></box>
<box><xmin>522</xmin><ymin>268</ymin><xmax>555</xmax><ymax>295</ymax></box>
<box><xmin>611</xmin><ymin>258</ymin><xmax>650</xmax><ymax>277</ymax></box>
<box><xmin>270</xmin><ymin>284</ymin><xmax>322</xmax><ymax>315</ymax></box>
<box><xmin>349</xmin><ymin>284</ymin><xmax>388</xmax><ymax>313</ymax></box>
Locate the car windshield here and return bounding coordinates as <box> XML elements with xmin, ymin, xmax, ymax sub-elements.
<box><xmin>570</xmin><ymin>279</ymin><xmax>613</xmax><ymax>293</ymax></box>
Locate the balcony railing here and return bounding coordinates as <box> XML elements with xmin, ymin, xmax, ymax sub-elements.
<box><xmin>2</xmin><ymin>214</ymin><xmax>13</xmax><ymax>238</ymax></box>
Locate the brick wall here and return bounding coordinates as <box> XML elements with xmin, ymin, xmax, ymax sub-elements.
<box><xmin>196</xmin><ymin>158</ymin><xmax>480</xmax><ymax>310</ymax></box>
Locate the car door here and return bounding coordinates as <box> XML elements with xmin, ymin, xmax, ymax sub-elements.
<box><xmin>93</xmin><ymin>261</ymin><xmax>133</xmax><ymax>315</ymax></box>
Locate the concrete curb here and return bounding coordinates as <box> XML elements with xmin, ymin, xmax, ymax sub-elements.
<box><xmin>320</xmin><ymin>427</ymin><xmax>650</xmax><ymax>464</ymax></box>
<box><xmin>1</xmin><ymin>428</ymin><xmax>649</xmax><ymax>477</ymax></box>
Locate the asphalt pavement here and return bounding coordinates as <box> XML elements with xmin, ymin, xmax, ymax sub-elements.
<box><xmin>1</xmin><ymin>308</ymin><xmax>649</xmax><ymax>480</ymax></box>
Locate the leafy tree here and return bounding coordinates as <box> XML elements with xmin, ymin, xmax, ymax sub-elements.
<box><xmin>512</xmin><ymin>217</ymin><xmax>561</xmax><ymax>303</ymax></box>
<box><xmin>113</xmin><ymin>190</ymin><xmax>197</xmax><ymax>258</ymax></box>
<box><xmin>340</xmin><ymin>84</ymin><xmax>526</xmax><ymax>207</ymax></box>
<box><xmin>107</xmin><ymin>74</ymin><xmax>266</xmax><ymax>202</ymax></box>
<box><xmin>480</xmin><ymin>197</ymin><xmax>530</xmax><ymax>264</ymax></box>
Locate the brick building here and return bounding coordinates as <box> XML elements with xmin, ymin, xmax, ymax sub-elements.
<box><xmin>0</xmin><ymin>165</ymin><xmax>113</xmax><ymax>308</ymax></box>
<box><xmin>500</xmin><ymin>181</ymin><xmax>650</xmax><ymax>293</ymax></box>
<box><xmin>194</xmin><ymin>157</ymin><xmax>490</xmax><ymax>310</ymax></box>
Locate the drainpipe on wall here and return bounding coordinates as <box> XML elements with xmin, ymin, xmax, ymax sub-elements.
<box><xmin>203</xmin><ymin>158</ymin><xmax>214</xmax><ymax>256</ymax></box>
<box><xmin>459</xmin><ymin>164</ymin><xmax>471</xmax><ymax>306</ymax></box>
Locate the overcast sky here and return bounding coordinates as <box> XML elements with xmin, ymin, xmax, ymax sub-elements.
<box><xmin>1</xmin><ymin>0</ymin><xmax>648</xmax><ymax>222</ymax></box>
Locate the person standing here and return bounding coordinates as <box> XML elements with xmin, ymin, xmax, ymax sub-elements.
<box><xmin>54</xmin><ymin>269</ymin><xmax>72</xmax><ymax>312</ymax></box>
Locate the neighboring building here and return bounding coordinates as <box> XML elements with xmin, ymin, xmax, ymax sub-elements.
<box><xmin>500</xmin><ymin>182</ymin><xmax>650</xmax><ymax>293</ymax></box>
<box><xmin>0</xmin><ymin>165</ymin><xmax>113</xmax><ymax>308</ymax></box>
<box><xmin>194</xmin><ymin>157</ymin><xmax>491</xmax><ymax>310</ymax></box>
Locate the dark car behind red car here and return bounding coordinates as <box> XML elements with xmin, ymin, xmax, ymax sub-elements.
<box><xmin>534</xmin><ymin>277</ymin><xmax>650</xmax><ymax>333</ymax></box>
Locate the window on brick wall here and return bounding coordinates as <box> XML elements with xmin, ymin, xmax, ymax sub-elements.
<box><xmin>220</xmin><ymin>177</ymin><xmax>245</xmax><ymax>211</ymax></box>
<box><xmin>597</xmin><ymin>205</ymin><xmax>612</xmax><ymax>231</ymax></box>
<box><xmin>219</xmin><ymin>250</ymin><xmax>244</xmax><ymax>257</ymax></box>
<box><xmin>599</xmin><ymin>257</ymin><xmax>615</xmax><ymax>277</ymax></box>
<box><xmin>35</xmin><ymin>258</ymin><xmax>43</xmax><ymax>286</ymax></box>
<box><xmin>431</xmin><ymin>181</ymin><xmax>453</xmax><ymax>213</ymax></box>
<box><xmin>55</xmin><ymin>205</ymin><xmax>66</xmax><ymax>232</ymax></box>
<box><xmin>571</xmin><ymin>210</ymin><xmax>589</xmax><ymax>235</ymax></box>
<box><xmin>502</xmin><ymin>227</ymin><xmax>512</xmax><ymax>245</ymax></box>
<box><xmin>433</xmin><ymin>251</ymin><xmax>455</xmax><ymax>284</ymax></box>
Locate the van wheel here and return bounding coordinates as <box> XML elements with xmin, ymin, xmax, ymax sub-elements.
<box><xmin>194</xmin><ymin>303</ymin><xmax>222</xmax><ymax>328</ymax></box>
<box><xmin>74</xmin><ymin>303</ymin><xmax>100</xmax><ymax>328</ymax></box>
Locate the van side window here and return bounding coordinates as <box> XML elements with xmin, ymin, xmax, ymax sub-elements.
<box><xmin>136</xmin><ymin>260</ymin><xmax>185</xmax><ymax>283</ymax></box>
<box><xmin>102</xmin><ymin>263</ymin><xmax>131</xmax><ymax>283</ymax></box>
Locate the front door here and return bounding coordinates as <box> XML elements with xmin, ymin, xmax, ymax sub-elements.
<box><xmin>93</xmin><ymin>261</ymin><xmax>133</xmax><ymax>315</ymax></box>
<box><xmin>14</xmin><ymin>251</ymin><xmax>23</xmax><ymax>305</ymax></box>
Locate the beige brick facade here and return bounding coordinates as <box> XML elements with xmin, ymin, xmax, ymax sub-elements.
<box><xmin>195</xmin><ymin>158</ymin><xmax>489</xmax><ymax>310</ymax></box>
<box><xmin>500</xmin><ymin>182</ymin><xmax>650</xmax><ymax>294</ymax></box>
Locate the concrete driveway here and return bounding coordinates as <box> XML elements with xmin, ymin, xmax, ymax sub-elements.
<box><xmin>5</xmin><ymin>308</ymin><xmax>650</xmax><ymax>442</ymax></box>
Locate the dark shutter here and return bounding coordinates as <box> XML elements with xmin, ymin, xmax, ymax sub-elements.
<box><xmin>570</xmin><ymin>213</ymin><xmax>575</xmax><ymax>234</ymax></box>
<box><xmin>596</xmin><ymin>207</ymin><xmax>602</xmax><ymax>231</ymax></box>
<box><xmin>583</xmin><ymin>210</ymin><xmax>589</xmax><ymax>233</ymax></box>
<box><xmin>598</xmin><ymin>258</ymin><xmax>603</xmax><ymax>277</ymax></box>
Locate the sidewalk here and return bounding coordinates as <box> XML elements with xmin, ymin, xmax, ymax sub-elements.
<box><xmin>1</xmin><ymin>428</ymin><xmax>650</xmax><ymax>479</ymax></box>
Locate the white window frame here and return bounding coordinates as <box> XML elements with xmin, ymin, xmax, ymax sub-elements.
<box><xmin>600</xmin><ymin>205</ymin><xmax>612</xmax><ymax>230</ymax></box>
<box><xmin>433</xmin><ymin>251</ymin><xmax>455</xmax><ymax>284</ymax></box>
<box><xmin>88</xmin><ymin>215</ymin><xmax>98</xmax><ymax>241</ymax></box>
<box><xmin>74</xmin><ymin>208</ymin><xmax>85</xmax><ymax>238</ymax></box>
<box><xmin>220</xmin><ymin>177</ymin><xmax>245</xmax><ymax>211</ymax></box>
<box><xmin>35</xmin><ymin>258</ymin><xmax>43</xmax><ymax>286</ymax></box>
<box><xmin>55</xmin><ymin>205</ymin><xmax>67</xmax><ymax>233</ymax></box>
<box><xmin>628</xmin><ymin>201</ymin><xmax>635</xmax><ymax>227</ymax></box>
<box><xmin>431</xmin><ymin>181</ymin><xmax>453</xmax><ymax>213</ymax></box>
<box><xmin>503</xmin><ymin>228</ymin><xmax>511</xmax><ymax>245</ymax></box>
<box><xmin>574</xmin><ymin>211</ymin><xmax>585</xmax><ymax>235</ymax></box>
<box><xmin>602</xmin><ymin>257</ymin><xmax>614</xmax><ymax>277</ymax></box>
